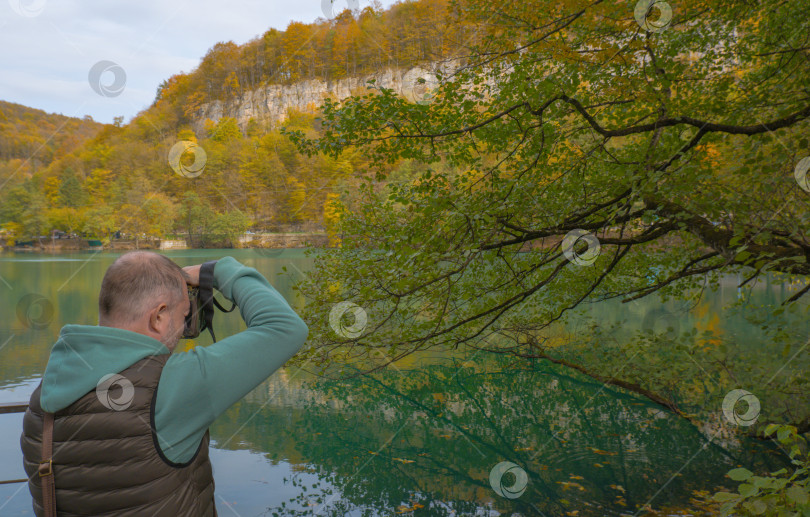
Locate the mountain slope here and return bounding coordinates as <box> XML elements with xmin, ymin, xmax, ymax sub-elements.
<box><xmin>0</xmin><ymin>101</ymin><xmax>103</xmax><ymax>176</ymax></box>
<box><xmin>0</xmin><ymin>0</ymin><xmax>462</xmax><ymax>242</ymax></box>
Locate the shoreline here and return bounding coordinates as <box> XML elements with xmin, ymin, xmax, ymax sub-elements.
<box><xmin>2</xmin><ymin>232</ymin><xmax>331</xmax><ymax>253</ymax></box>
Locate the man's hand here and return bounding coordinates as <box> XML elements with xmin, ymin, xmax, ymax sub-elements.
<box><xmin>182</xmin><ymin>265</ymin><xmax>202</xmax><ymax>287</ymax></box>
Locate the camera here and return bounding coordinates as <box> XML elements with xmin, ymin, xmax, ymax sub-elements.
<box><xmin>181</xmin><ymin>260</ymin><xmax>235</xmax><ymax>343</ymax></box>
<box><xmin>182</xmin><ymin>286</ymin><xmax>203</xmax><ymax>339</ymax></box>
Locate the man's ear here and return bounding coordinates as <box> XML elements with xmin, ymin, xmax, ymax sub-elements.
<box><xmin>148</xmin><ymin>303</ymin><xmax>169</xmax><ymax>334</ymax></box>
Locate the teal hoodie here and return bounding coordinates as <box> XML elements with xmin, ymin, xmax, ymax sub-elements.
<box><xmin>38</xmin><ymin>256</ymin><xmax>309</xmax><ymax>464</ymax></box>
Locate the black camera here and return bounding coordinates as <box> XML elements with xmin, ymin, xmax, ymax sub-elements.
<box><xmin>182</xmin><ymin>260</ymin><xmax>235</xmax><ymax>342</ymax></box>
<box><xmin>182</xmin><ymin>286</ymin><xmax>203</xmax><ymax>339</ymax></box>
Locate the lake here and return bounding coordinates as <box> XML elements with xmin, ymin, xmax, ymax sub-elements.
<box><xmin>0</xmin><ymin>250</ymin><xmax>796</xmax><ymax>516</ymax></box>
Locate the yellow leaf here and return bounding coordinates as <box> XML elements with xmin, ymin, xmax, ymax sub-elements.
<box><xmin>557</xmin><ymin>481</ymin><xmax>585</xmax><ymax>491</ymax></box>
<box><xmin>396</xmin><ymin>503</ymin><xmax>424</xmax><ymax>513</ymax></box>
<box><xmin>588</xmin><ymin>447</ymin><xmax>618</xmax><ymax>456</ymax></box>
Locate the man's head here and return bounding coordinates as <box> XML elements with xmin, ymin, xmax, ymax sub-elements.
<box><xmin>98</xmin><ymin>251</ymin><xmax>190</xmax><ymax>351</ymax></box>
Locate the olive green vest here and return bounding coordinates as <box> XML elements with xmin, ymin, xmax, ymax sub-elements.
<box><xmin>20</xmin><ymin>354</ymin><xmax>217</xmax><ymax>516</ymax></box>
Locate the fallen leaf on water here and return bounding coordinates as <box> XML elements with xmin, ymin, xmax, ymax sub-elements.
<box><xmin>570</xmin><ymin>475</ymin><xmax>584</xmax><ymax>480</ymax></box>
<box><xmin>557</xmin><ymin>481</ymin><xmax>585</xmax><ymax>491</ymax></box>
<box><xmin>588</xmin><ymin>447</ymin><xmax>618</xmax><ymax>456</ymax></box>
<box><xmin>396</xmin><ymin>503</ymin><xmax>425</xmax><ymax>513</ymax></box>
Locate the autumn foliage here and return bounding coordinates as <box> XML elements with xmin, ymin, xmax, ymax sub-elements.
<box><xmin>0</xmin><ymin>0</ymin><xmax>466</xmax><ymax>244</ymax></box>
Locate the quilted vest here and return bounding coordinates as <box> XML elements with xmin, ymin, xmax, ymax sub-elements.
<box><xmin>20</xmin><ymin>354</ymin><xmax>217</xmax><ymax>516</ymax></box>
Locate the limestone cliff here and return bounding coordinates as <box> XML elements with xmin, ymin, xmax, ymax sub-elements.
<box><xmin>193</xmin><ymin>63</ymin><xmax>455</xmax><ymax>133</ymax></box>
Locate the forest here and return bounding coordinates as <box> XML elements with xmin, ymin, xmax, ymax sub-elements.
<box><xmin>0</xmin><ymin>0</ymin><xmax>463</xmax><ymax>245</ymax></box>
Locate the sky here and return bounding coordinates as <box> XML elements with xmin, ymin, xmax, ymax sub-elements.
<box><xmin>0</xmin><ymin>0</ymin><xmax>396</xmax><ymax>124</ymax></box>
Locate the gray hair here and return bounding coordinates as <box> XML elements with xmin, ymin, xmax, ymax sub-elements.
<box><xmin>99</xmin><ymin>251</ymin><xmax>188</xmax><ymax>324</ymax></box>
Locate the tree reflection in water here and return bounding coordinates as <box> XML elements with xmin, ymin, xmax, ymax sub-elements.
<box><xmin>209</xmin><ymin>355</ymin><xmax>787</xmax><ymax>516</ymax></box>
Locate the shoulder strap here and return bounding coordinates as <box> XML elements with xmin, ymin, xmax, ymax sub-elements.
<box><xmin>198</xmin><ymin>260</ymin><xmax>236</xmax><ymax>343</ymax></box>
<box><xmin>39</xmin><ymin>411</ymin><xmax>56</xmax><ymax>517</ymax></box>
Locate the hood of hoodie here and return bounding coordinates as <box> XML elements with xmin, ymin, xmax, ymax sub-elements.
<box><xmin>40</xmin><ymin>324</ymin><xmax>170</xmax><ymax>413</ymax></box>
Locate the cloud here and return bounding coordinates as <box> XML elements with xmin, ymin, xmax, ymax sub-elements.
<box><xmin>0</xmin><ymin>0</ymin><xmax>398</xmax><ymax>123</ymax></box>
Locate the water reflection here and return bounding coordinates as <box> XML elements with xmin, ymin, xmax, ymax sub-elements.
<box><xmin>210</xmin><ymin>357</ymin><xmax>786</xmax><ymax>516</ymax></box>
<box><xmin>0</xmin><ymin>250</ymin><xmax>798</xmax><ymax>515</ymax></box>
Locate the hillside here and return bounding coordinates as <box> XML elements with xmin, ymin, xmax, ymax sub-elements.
<box><xmin>158</xmin><ymin>0</ymin><xmax>473</xmax><ymax>115</ymax></box>
<box><xmin>0</xmin><ymin>0</ymin><xmax>468</xmax><ymax>245</ymax></box>
<box><xmin>0</xmin><ymin>100</ymin><xmax>104</xmax><ymax>176</ymax></box>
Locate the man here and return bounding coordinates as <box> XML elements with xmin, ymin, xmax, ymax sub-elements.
<box><xmin>20</xmin><ymin>252</ymin><xmax>309</xmax><ymax>516</ymax></box>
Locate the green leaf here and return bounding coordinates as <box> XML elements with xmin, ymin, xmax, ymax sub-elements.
<box><xmin>787</xmin><ymin>485</ymin><xmax>809</xmax><ymax>505</ymax></box>
<box><xmin>713</xmin><ymin>491</ymin><xmax>740</xmax><ymax>502</ymax></box>
<box><xmin>738</xmin><ymin>482</ymin><xmax>759</xmax><ymax>497</ymax></box>
<box><xmin>778</xmin><ymin>427</ymin><xmax>795</xmax><ymax>443</ymax></box>
<box><xmin>729</xmin><ymin>467</ymin><xmax>754</xmax><ymax>481</ymax></box>
<box><xmin>736</xmin><ymin>251</ymin><xmax>752</xmax><ymax>262</ymax></box>
<box><xmin>743</xmin><ymin>499</ymin><xmax>767</xmax><ymax>514</ymax></box>
<box><xmin>752</xmin><ymin>476</ymin><xmax>774</xmax><ymax>489</ymax></box>
<box><xmin>764</xmin><ymin>424</ymin><xmax>780</xmax><ymax>437</ymax></box>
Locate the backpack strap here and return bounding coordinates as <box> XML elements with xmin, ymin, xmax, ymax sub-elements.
<box><xmin>39</xmin><ymin>411</ymin><xmax>56</xmax><ymax>517</ymax></box>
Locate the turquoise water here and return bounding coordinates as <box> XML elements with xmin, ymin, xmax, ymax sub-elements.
<box><xmin>0</xmin><ymin>250</ymin><xmax>796</xmax><ymax>516</ymax></box>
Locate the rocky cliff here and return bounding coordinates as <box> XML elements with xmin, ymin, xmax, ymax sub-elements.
<box><xmin>193</xmin><ymin>63</ymin><xmax>458</xmax><ymax>133</ymax></box>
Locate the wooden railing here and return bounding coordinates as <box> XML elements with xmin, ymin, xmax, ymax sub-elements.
<box><xmin>0</xmin><ymin>402</ymin><xmax>28</xmax><ymax>414</ymax></box>
<box><xmin>0</xmin><ymin>402</ymin><xmax>29</xmax><ymax>485</ymax></box>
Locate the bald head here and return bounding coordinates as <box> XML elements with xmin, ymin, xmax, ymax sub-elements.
<box><xmin>99</xmin><ymin>251</ymin><xmax>189</xmax><ymax>326</ymax></box>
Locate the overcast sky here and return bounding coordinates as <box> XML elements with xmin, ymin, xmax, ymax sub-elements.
<box><xmin>0</xmin><ymin>0</ymin><xmax>396</xmax><ymax>124</ymax></box>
